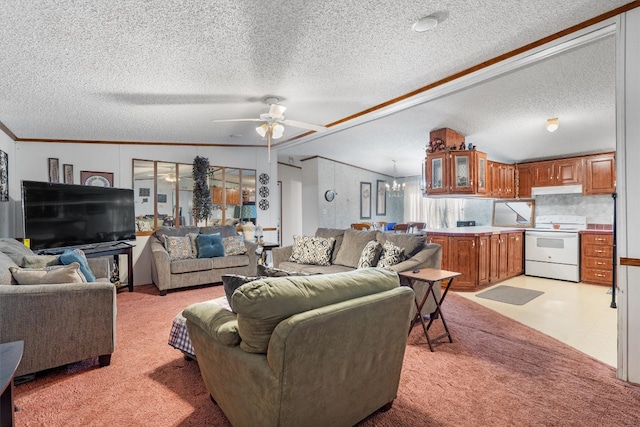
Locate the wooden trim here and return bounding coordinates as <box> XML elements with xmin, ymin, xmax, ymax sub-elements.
<box><xmin>620</xmin><ymin>257</ymin><xmax>640</xmax><ymax>267</ymax></box>
<box><xmin>15</xmin><ymin>138</ymin><xmax>265</xmax><ymax>148</ymax></box>
<box><xmin>0</xmin><ymin>120</ymin><xmax>17</xmax><ymax>141</ymax></box>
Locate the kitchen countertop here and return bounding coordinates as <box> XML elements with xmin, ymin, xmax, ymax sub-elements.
<box><xmin>424</xmin><ymin>226</ymin><xmax>526</xmax><ymax>237</ymax></box>
<box><xmin>579</xmin><ymin>229</ymin><xmax>613</xmax><ymax>235</ymax></box>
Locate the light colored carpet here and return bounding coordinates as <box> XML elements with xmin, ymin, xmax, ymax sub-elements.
<box><xmin>475</xmin><ymin>285</ymin><xmax>544</xmax><ymax>305</ymax></box>
<box><xmin>14</xmin><ymin>284</ymin><xmax>640</xmax><ymax>426</ymax></box>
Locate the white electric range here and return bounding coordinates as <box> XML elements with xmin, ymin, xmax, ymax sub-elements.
<box><xmin>524</xmin><ymin>215</ymin><xmax>587</xmax><ymax>282</ymax></box>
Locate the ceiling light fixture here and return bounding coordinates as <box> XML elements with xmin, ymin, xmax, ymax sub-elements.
<box><xmin>412</xmin><ymin>15</ymin><xmax>438</xmax><ymax>32</ymax></box>
<box><xmin>386</xmin><ymin>160</ymin><xmax>405</xmax><ymax>198</ymax></box>
<box><xmin>546</xmin><ymin>118</ymin><xmax>559</xmax><ymax>132</ymax></box>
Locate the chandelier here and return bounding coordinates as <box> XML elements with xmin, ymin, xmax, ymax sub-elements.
<box><xmin>387</xmin><ymin>160</ymin><xmax>405</xmax><ymax>198</ymax></box>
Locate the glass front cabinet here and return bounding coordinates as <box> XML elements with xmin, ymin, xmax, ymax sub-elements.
<box><xmin>425</xmin><ymin>150</ymin><xmax>488</xmax><ymax>196</ymax></box>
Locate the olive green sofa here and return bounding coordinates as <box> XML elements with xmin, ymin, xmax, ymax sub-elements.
<box><xmin>184</xmin><ymin>268</ymin><xmax>414</xmax><ymax>427</ymax></box>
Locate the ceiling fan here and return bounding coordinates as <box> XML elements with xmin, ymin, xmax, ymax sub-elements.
<box><xmin>212</xmin><ymin>97</ymin><xmax>328</xmax><ymax>161</ymax></box>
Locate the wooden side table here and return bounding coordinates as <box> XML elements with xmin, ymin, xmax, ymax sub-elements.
<box><xmin>1</xmin><ymin>340</ymin><xmax>24</xmax><ymax>427</ymax></box>
<box><xmin>398</xmin><ymin>268</ymin><xmax>461</xmax><ymax>351</ymax></box>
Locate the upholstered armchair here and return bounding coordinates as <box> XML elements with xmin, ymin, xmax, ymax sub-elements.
<box><xmin>184</xmin><ymin>268</ymin><xmax>414</xmax><ymax>427</ymax></box>
<box><xmin>0</xmin><ymin>238</ymin><xmax>116</xmax><ymax>377</ymax></box>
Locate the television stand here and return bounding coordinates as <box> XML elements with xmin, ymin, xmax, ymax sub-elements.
<box><xmin>82</xmin><ymin>243</ymin><xmax>135</xmax><ymax>292</ymax></box>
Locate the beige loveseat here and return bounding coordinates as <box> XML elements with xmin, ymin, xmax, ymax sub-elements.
<box><xmin>184</xmin><ymin>268</ymin><xmax>414</xmax><ymax>427</ymax></box>
<box><xmin>272</xmin><ymin>228</ymin><xmax>442</xmax><ymax>315</ymax></box>
<box><xmin>150</xmin><ymin>225</ymin><xmax>258</xmax><ymax>296</ymax></box>
<box><xmin>0</xmin><ymin>238</ymin><xmax>116</xmax><ymax>377</ymax></box>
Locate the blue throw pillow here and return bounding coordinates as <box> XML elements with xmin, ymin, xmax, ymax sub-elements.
<box><xmin>197</xmin><ymin>233</ymin><xmax>224</xmax><ymax>258</ymax></box>
<box><xmin>59</xmin><ymin>249</ymin><xmax>95</xmax><ymax>282</ymax></box>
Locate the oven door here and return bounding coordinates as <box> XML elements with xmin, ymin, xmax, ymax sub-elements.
<box><xmin>525</xmin><ymin>231</ymin><xmax>580</xmax><ymax>265</ymax></box>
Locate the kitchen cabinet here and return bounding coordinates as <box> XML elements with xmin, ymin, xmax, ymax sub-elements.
<box><xmin>478</xmin><ymin>235</ymin><xmax>490</xmax><ymax>286</ymax></box>
<box><xmin>530</xmin><ymin>157</ymin><xmax>583</xmax><ymax>187</ymax></box>
<box><xmin>427</xmin><ymin>230</ymin><xmax>524</xmax><ymax>291</ymax></box>
<box><xmin>489</xmin><ymin>161</ymin><xmax>515</xmax><ymax>198</ymax></box>
<box><xmin>555</xmin><ymin>157</ymin><xmax>583</xmax><ymax>185</ymax></box>
<box><xmin>581</xmin><ymin>232</ymin><xmax>613</xmax><ymax>286</ymax></box>
<box><xmin>447</xmin><ymin>236</ymin><xmax>479</xmax><ymax>291</ymax></box>
<box><xmin>507</xmin><ymin>232</ymin><xmax>524</xmax><ymax>277</ymax></box>
<box><xmin>584</xmin><ymin>153</ymin><xmax>616</xmax><ymax>195</ymax></box>
<box><xmin>425</xmin><ymin>150</ymin><xmax>487</xmax><ymax>196</ymax></box>
<box><xmin>517</xmin><ymin>163</ymin><xmax>533</xmax><ymax>198</ymax></box>
<box><xmin>427</xmin><ymin>234</ymin><xmax>449</xmax><ymax>270</ymax></box>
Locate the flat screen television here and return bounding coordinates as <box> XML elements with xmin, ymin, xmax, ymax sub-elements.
<box><xmin>22</xmin><ymin>180</ymin><xmax>136</xmax><ymax>251</ymax></box>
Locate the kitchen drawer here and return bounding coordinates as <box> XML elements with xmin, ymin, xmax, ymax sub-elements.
<box><xmin>582</xmin><ymin>244</ymin><xmax>613</xmax><ymax>258</ymax></box>
<box><xmin>582</xmin><ymin>233</ymin><xmax>613</xmax><ymax>245</ymax></box>
<box><xmin>582</xmin><ymin>268</ymin><xmax>613</xmax><ymax>285</ymax></box>
<box><xmin>582</xmin><ymin>256</ymin><xmax>612</xmax><ymax>269</ymax></box>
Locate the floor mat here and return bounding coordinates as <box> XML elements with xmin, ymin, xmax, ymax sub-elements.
<box><xmin>475</xmin><ymin>285</ymin><xmax>544</xmax><ymax>305</ymax></box>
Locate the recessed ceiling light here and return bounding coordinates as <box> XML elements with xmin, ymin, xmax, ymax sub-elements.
<box><xmin>413</xmin><ymin>15</ymin><xmax>438</xmax><ymax>32</ymax></box>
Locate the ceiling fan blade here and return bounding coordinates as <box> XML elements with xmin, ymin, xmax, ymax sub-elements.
<box><xmin>282</xmin><ymin>119</ymin><xmax>328</xmax><ymax>132</ymax></box>
<box><xmin>269</xmin><ymin>104</ymin><xmax>287</xmax><ymax>118</ymax></box>
<box><xmin>211</xmin><ymin>118</ymin><xmax>264</xmax><ymax>123</ymax></box>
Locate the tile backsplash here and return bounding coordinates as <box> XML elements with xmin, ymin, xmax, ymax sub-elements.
<box><xmin>533</xmin><ymin>194</ymin><xmax>614</xmax><ymax>225</ymax></box>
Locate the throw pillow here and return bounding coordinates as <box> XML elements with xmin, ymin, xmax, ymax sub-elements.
<box><xmin>376</xmin><ymin>233</ymin><xmax>426</xmax><ymax>258</ymax></box>
<box><xmin>222</xmin><ymin>235</ymin><xmax>247</xmax><ymax>256</ymax></box>
<box><xmin>187</xmin><ymin>233</ymin><xmax>200</xmax><ymax>258</ymax></box>
<box><xmin>357</xmin><ymin>240</ymin><xmax>383</xmax><ymax>269</ymax></box>
<box><xmin>9</xmin><ymin>262</ymin><xmax>87</xmax><ymax>285</ymax></box>
<box><xmin>221</xmin><ymin>274</ymin><xmax>261</xmax><ymax>312</ymax></box>
<box><xmin>163</xmin><ymin>235</ymin><xmax>194</xmax><ymax>261</ymax></box>
<box><xmin>315</xmin><ymin>228</ymin><xmax>345</xmax><ymax>264</ymax></box>
<box><xmin>333</xmin><ymin>229</ymin><xmax>379</xmax><ymax>268</ymax></box>
<box><xmin>60</xmin><ymin>249</ymin><xmax>95</xmax><ymax>282</ymax></box>
<box><xmin>196</xmin><ymin>233</ymin><xmax>224</xmax><ymax>258</ymax></box>
<box><xmin>21</xmin><ymin>254</ymin><xmax>61</xmax><ymax>268</ymax></box>
<box><xmin>289</xmin><ymin>235</ymin><xmax>335</xmax><ymax>266</ymax></box>
<box><xmin>377</xmin><ymin>241</ymin><xmax>406</xmax><ymax>269</ymax></box>
<box><xmin>257</xmin><ymin>264</ymin><xmax>310</xmax><ymax>277</ymax></box>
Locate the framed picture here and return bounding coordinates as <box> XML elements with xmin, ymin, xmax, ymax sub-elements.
<box><xmin>157</xmin><ymin>194</ymin><xmax>167</xmax><ymax>203</ymax></box>
<box><xmin>63</xmin><ymin>164</ymin><xmax>74</xmax><ymax>184</ymax></box>
<box><xmin>0</xmin><ymin>150</ymin><xmax>8</xmax><ymax>202</ymax></box>
<box><xmin>48</xmin><ymin>158</ymin><xmax>59</xmax><ymax>183</ymax></box>
<box><xmin>360</xmin><ymin>181</ymin><xmax>371</xmax><ymax>219</ymax></box>
<box><xmin>81</xmin><ymin>170</ymin><xmax>114</xmax><ymax>187</ymax></box>
<box><xmin>376</xmin><ymin>180</ymin><xmax>387</xmax><ymax>216</ymax></box>
<box><xmin>139</xmin><ymin>187</ymin><xmax>151</xmax><ymax>197</ymax></box>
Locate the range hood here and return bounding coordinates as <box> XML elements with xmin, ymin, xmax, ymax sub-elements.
<box><xmin>531</xmin><ymin>184</ymin><xmax>583</xmax><ymax>196</ymax></box>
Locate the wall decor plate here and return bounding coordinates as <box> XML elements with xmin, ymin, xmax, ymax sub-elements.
<box><xmin>259</xmin><ymin>199</ymin><xmax>269</xmax><ymax>210</ymax></box>
<box><xmin>259</xmin><ymin>186</ymin><xmax>269</xmax><ymax>197</ymax></box>
<box><xmin>81</xmin><ymin>170</ymin><xmax>114</xmax><ymax>187</ymax></box>
<box><xmin>259</xmin><ymin>173</ymin><xmax>270</xmax><ymax>185</ymax></box>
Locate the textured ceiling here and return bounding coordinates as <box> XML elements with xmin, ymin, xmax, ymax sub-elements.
<box><xmin>0</xmin><ymin>0</ymin><xmax>629</xmax><ymax>176</ymax></box>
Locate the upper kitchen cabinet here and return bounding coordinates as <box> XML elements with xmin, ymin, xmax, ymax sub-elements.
<box><xmin>584</xmin><ymin>153</ymin><xmax>616</xmax><ymax>195</ymax></box>
<box><xmin>488</xmin><ymin>161</ymin><xmax>515</xmax><ymax>198</ymax></box>
<box><xmin>517</xmin><ymin>163</ymin><xmax>533</xmax><ymax>198</ymax></box>
<box><xmin>425</xmin><ymin>150</ymin><xmax>488</xmax><ymax>195</ymax></box>
<box><xmin>425</xmin><ymin>127</ymin><xmax>488</xmax><ymax>196</ymax></box>
<box><xmin>531</xmin><ymin>157</ymin><xmax>583</xmax><ymax>187</ymax></box>
<box><xmin>517</xmin><ymin>152</ymin><xmax>614</xmax><ymax>196</ymax></box>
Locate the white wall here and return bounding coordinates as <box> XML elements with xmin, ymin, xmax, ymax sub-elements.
<box><xmin>10</xmin><ymin>141</ymin><xmax>278</xmax><ymax>285</ymax></box>
<box><xmin>277</xmin><ymin>163</ymin><xmax>303</xmax><ymax>247</ymax></box>
<box><xmin>0</xmin><ymin>132</ymin><xmax>15</xmax><ymax>237</ymax></box>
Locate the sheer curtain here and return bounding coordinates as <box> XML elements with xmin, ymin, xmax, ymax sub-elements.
<box><xmin>404</xmin><ymin>179</ymin><xmax>465</xmax><ymax>229</ymax></box>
